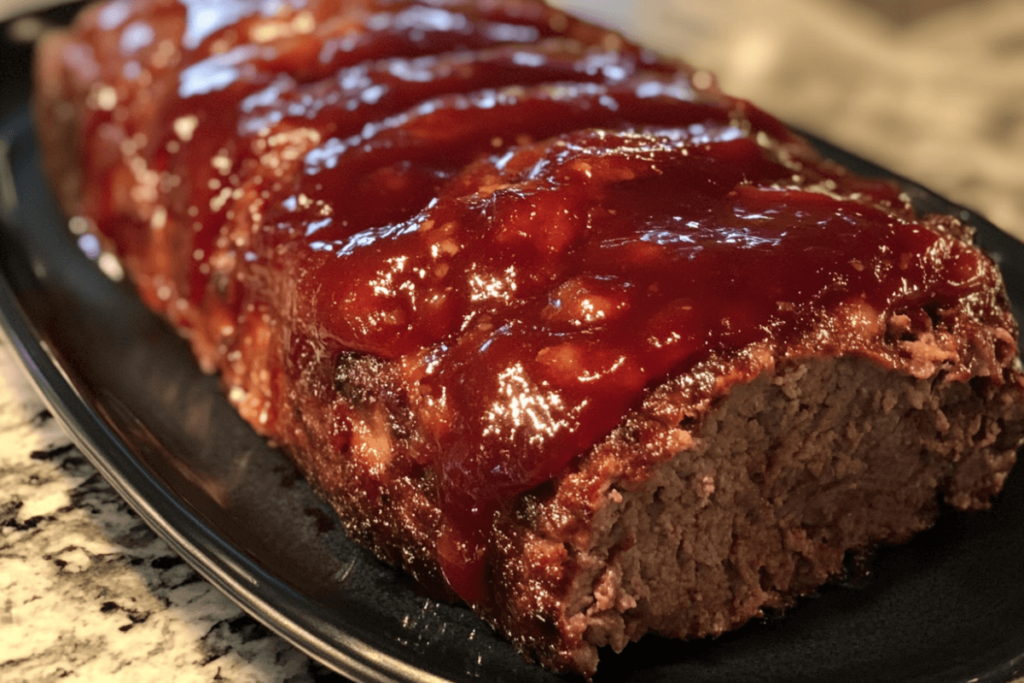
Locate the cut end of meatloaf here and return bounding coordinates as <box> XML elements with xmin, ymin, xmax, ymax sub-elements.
<box><xmin>492</xmin><ymin>355</ymin><xmax>1023</xmax><ymax>676</ymax></box>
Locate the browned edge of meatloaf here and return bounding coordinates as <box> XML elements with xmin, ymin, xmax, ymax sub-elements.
<box><xmin>33</xmin><ymin>27</ymin><xmax>90</xmax><ymax>217</ymax></box>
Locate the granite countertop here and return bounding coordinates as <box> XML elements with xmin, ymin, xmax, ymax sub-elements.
<box><xmin>1</xmin><ymin>336</ymin><xmax>342</xmax><ymax>683</ymax></box>
<box><xmin>2</xmin><ymin>0</ymin><xmax>1024</xmax><ymax>681</ymax></box>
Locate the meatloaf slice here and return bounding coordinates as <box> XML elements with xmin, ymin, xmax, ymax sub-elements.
<box><xmin>33</xmin><ymin>0</ymin><xmax>1024</xmax><ymax>676</ymax></box>
<box><xmin>489</xmin><ymin>354</ymin><xmax>1023</xmax><ymax>672</ymax></box>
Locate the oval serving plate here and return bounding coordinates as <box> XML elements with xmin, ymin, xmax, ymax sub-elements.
<box><xmin>3</xmin><ymin>9</ymin><xmax>1024</xmax><ymax>683</ymax></box>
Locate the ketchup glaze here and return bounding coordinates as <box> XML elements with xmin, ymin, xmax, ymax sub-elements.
<box><xmin>57</xmin><ymin>0</ymin><xmax>1012</xmax><ymax>605</ymax></box>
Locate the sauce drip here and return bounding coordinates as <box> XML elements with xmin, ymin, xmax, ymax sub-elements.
<box><xmin>67</xmin><ymin>0</ymin><xmax>1005</xmax><ymax>604</ymax></box>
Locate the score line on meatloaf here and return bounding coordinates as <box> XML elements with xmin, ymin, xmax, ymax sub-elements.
<box><xmin>33</xmin><ymin>0</ymin><xmax>1024</xmax><ymax>676</ymax></box>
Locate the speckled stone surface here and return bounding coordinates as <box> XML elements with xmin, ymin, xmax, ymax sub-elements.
<box><xmin>0</xmin><ymin>334</ymin><xmax>347</xmax><ymax>683</ymax></box>
<box><xmin>2</xmin><ymin>0</ymin><xmax>1024</xmax><ymax>681</ymax></box>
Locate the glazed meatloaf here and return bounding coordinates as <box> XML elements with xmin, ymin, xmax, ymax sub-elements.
<box><xmin>34</xmin><ymin>0</ymin><xmax>1024</xmax><ymax>676</ymax></box>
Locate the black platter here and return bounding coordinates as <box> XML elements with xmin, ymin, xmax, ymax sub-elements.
<box><xmin>2</xmin><ymin>6</ymin><xmax>1024</xmax><ymax>683</ymax></box>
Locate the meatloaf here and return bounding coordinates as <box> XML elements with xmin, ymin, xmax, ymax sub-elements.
<box><xmin>34</xmin><ymin>0</ymin><xmax>1024</xmax><ymax>676</ymax></box>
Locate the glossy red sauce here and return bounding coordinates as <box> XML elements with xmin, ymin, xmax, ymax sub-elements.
<box><xmin>64</xmin><ymin>0</ymin><xmax>1003</xmax><ymax>604</ymax></box>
